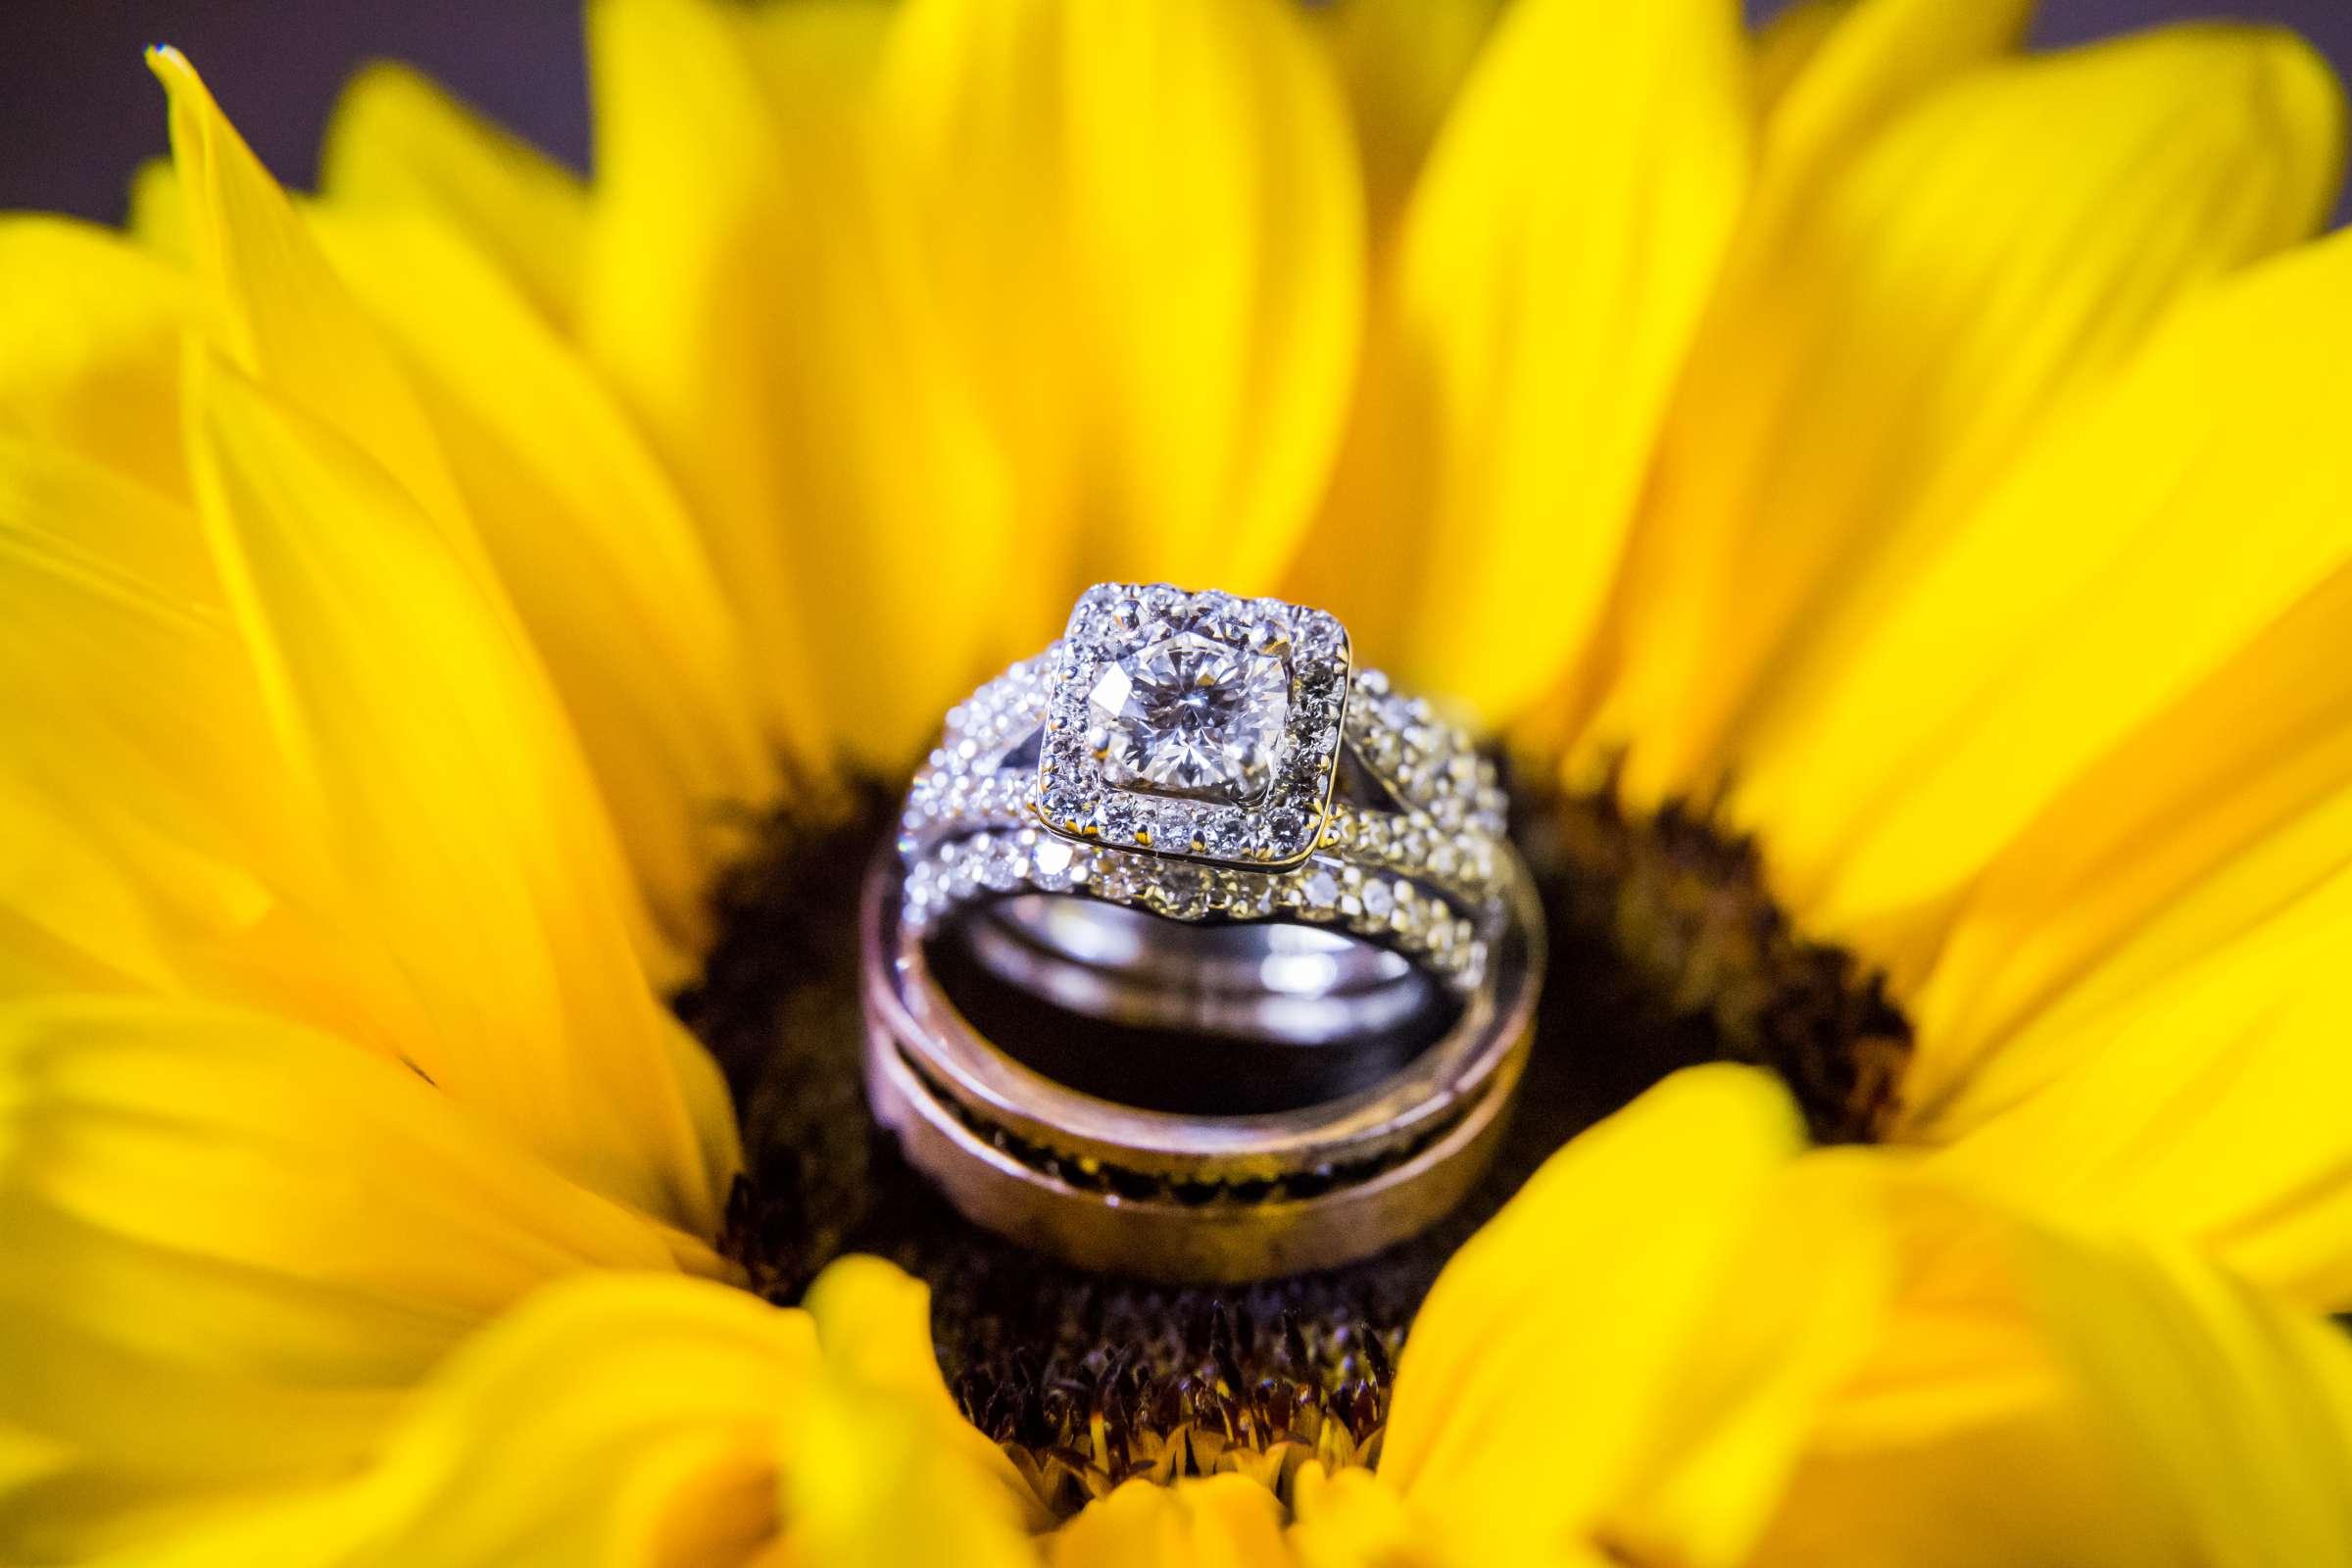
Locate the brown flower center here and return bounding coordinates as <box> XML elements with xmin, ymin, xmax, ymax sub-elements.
<box><xmin>677</xmin><ymin>771</ymin><xmax>1910</xmax><ymax>1519</ymax></box>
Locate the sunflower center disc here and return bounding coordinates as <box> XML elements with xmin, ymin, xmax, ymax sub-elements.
<box><xmin>1086</xmin><ymin>630</ymin><xmax>1288</xmax><ymax>803</ymax></box>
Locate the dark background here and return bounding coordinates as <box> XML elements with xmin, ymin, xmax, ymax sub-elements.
<box><xmin>4</xmin><ymin>0</ymin><xmax>2351</xmax><ymax>223</ymax></box>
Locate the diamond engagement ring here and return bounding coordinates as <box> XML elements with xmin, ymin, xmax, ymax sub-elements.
<box><xmin>864</xmin><ymin>583</ymin><xmax>1543</xmax><ymax>1281</ymax></box>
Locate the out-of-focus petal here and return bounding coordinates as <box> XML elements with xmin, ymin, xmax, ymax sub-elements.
<box><xmin>154</xmin><ymin>47</ymin><xmax>699</xmax><ymax>977</ymax></box>
<box><xmin>1739</xmin><ymin>224</ymin><xmax>2352</xmax><ymax>980</ymax></box>
<box><xmin>1762</xmin><ymin>0</ymin><xmax>2032</xmax><ymax>185</ymax></box>
<box><xmin>1899</xmin><ymin>559</ymin><xmax>2352</xmax><ymax>1149</ymax></box>
<box><xmin>126</xmin><ymin>156</ymin><xmax>188</xmax><ymax>262</ymax></box>
<box><xmin>585</xmin><ymin>0</ymin><xmax>1004</xmax><ymax>770</ymax></box>
<box><xmin>2020</xmin><ymin>1231</ymin><xmax>2352</xmax><ymax>1566</ymax></box>
<box><xmin>185</xmin><ymin>356</ymin><xmax>738</xmax><ymax>1235</ymax></box>
<box><xmin>0</xmin><ymin>218</ymin><xmax>189</xmax><ymax>500</ymax></box>
<box><xmin>880</xmin><ymin>0</ymin><xmax>1363</xmax><ymax>600</ymax></box>
<box><xmin>1600</xmin><ymin>23</ymin><xmax>2344</xmax><ymax>805</ymax></box>
<box><xmin>1380</xmin><ymin>1066</ymin><xmax>1886</xmax><ymax>1568</ymax></box>
<box><xmin>0</xmin><ymin>997</ymin><xmax>724</xmax><ymax>1565</ymax></box>
<box><xmin>1294</xmin><ymin>0</ymin><xmax>1748</xmax><ymax>723</ymax></box>
<box><xmin>1286</xmin><ymin>1464</ymin><xmax>1424</xmax><ymax>1568</ymax></box>
<box><xmin>314</xmin><ymin>209</ymin><xmax>777</xmax><ymax>953</ymax></box>
<box><xmin>0</xmin><ymin>435</ymin><xmax>350</xmax><ymax>1012</ymax></box>
<box><xmin>1315</xmin><ymin>0</ymin><xmax>1500</xmax><ymax>239</ymax></box>
<box><xmin>321</xmin><ymin>63</ymin><xmax>590</xmax><ymax>328</ymax></box>
<box><xmin>802</xmin><ymin>1254</ymin><xmax>1049</xmax><ymax>1529</ymax></box>
<box><xmin>150</xmin><ymin>47</ymin><xmax>473</xmax><ymax>554</ymax></box>
<box><xmin>1751</xmin><ymin>0</ymin><xmax>1851</xmax><ymax>115</ymax></box>
<box><xmin>1750</xmin><ymin>1183</ymin><xmax>2352</xmax><ymax>1567</ymax></box>
<box><xmin>122</xmin><ymin>1274</ymin><xmax>1033</xmax><ymax>1568</ymax></box>
<box><xmin>1051</xmin><ymin>1475</ymin><xmax>1291</xmax><ymax>1568</ymax></box>
<box><xmin>1918</xmin><ymin>848</ymin><xmax>2352</xmax><ymax>1310</ymax></box>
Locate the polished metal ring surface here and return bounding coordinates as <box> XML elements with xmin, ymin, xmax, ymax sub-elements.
<box><xmin>863</xmin><ymin>582</ymin><xmax>1544</xmax><ymax>1282</ymax></box>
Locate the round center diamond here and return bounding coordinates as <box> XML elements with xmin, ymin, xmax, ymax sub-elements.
<box><xmin>1087</xmin><ymin>631</ymin><xmax>1290</xmax><ymax>804</ymax></box>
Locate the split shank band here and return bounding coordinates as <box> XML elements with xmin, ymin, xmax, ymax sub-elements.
<box><xmin>862</xmin><ymin>583</ymin><xmax>1543</xmax><ymax>1283</ymax></box>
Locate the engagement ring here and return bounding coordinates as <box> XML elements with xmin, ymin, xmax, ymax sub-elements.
<box><xmin>864</xmin><ymin>584</ymin><xmax>1544</xmax><ymax>1281</ymax></box>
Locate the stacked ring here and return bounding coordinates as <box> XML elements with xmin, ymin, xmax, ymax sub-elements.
<box><xmin>861</xmin><ymin>583</ymin><xmax>1544</xmax><ymax>1282</ymax></box>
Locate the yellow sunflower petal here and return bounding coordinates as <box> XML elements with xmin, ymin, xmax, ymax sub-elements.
<box><xmin>1380</xmin><ymin>1066</ymin><xmax>1887</xmax><ymax>1568</ymax></box>
<box><xmin>800</xmin><ymin>1254</ymin><xmax>957</xmax><ymax>1417</ymax></box>
<box><xmin>1294</xmin><ymin>0</ymin><xmax>1748</xmax><ymax>723</ymax></box>
<box><xmin>584</xmin><ymin>0</ymin><xmax>1004</xmax><ymax>769</ymax></box>
<box><xmin>1051</xmin><ymin>1475</ymin><xmax>1292</xmax><ymax>1568</ymax></box>
<box><xmin>0</xmin><ymin>217</ymin><xmax>189</xmax><ymax>500</ymax></box>
<box><xmin>0</xmin><ymin>435</ymin><xmax>316</xmax><ymax>1005</ymax></box>
<box><xmin>184</xmin><ymin>354</ymin><xmax>737</xmax><ymax>1234</ymax></box>
<box><xmin>1918</xmin><ymin>848</ymin><xmax>2352</xmax><ymax>1310</ymax></box>
<box><xmin>126</xmin><ymin>156</ymin><xmax>189</xmax><ymax>263</ymax></box>
<box><xmin>1287</xmin><ymin>1464</ymin><xmax>1424</xmax><ymax>1568</ymax></box>
<box><xmin>1316</xmin><ymin>0</ymin><xmax>1500</xmax><ymax>240</ymax></box>
<box><xmin>779</xmin><ymin>1380</ymin><xmax>1043</xmax><ymax>1568</ymax></box>
<box><xmin>110</xmin><ymin>1277</ymin><xmax>797</xmax><ymax>1568</ymax></box>
<box><xmin>1761</xmin><ymin>0</ymin><xmax>2032</xmax><ymax>182</ymax></box>
<box><xmin>1751</xmin><ymin>0</ymin><xmax>1851</xmax><ymax>115</ymax></box>
<box><xmin>1602</xmin><ymin>22</ymin><xmax>2345</xmax><ymax>807</ymax></box>
<box><xmin>1899</xmin><ymin>558</ymin><xmax>2352</xmax><ymax>1139</ymax></box>
<box><xmin>150</xmin><ymin>47</ymin><xmax>472</xmax><ymax>552</ymax></box>
<box><xmin>1746</xmin><ymin>1175</ymin><xmax>2352</xmax><ymax>1567</ymax></box>
<box><xmin>1741</xmin><ymin>220</ymin><xmax>2352</xmax><ymax>983</ymax></box>
<box><xmin>311</xmin><ymin>208</ymin><xmax>776</xmax><ymax>953</ymax></box>
<box><xmin>56</xmin><ymin>1267</ymin><xmax>1037</xmax><ymax>1567</ymax></box>
<box><xmin>320</xmin><ymin>62</ymin><xmax>589</xmax><ymax>328</ymax></box>
<box><xmin>802</xmin><ymin>1253</ymin><xmax>1048</xmax><ymax>1528</ymax></box>
<box><xmin>880</xmin><ymin>0</ymin><xmax>1363</xmax><ymax>596</ymax></box>
<box><xmin>0</xmin><ymin>996</ymin><xmax>722</xmax><ymax>1564</ymax></box>
<box><xmin>2020</xmin><ymin>1231</ymin><xmax>2352</xmax><ymax>1566</ymax></box>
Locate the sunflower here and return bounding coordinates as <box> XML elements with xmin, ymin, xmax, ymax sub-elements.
<box><xmin>6</xmin><ymin>0</ymin><xmax>2352</xmax><ymax>1561</ymax></box>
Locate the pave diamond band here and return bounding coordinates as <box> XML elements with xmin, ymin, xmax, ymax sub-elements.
<box><xmin>899</xmin><ymin>643</ymin><xmax>1514</xmax><ymax>992</ymax></box>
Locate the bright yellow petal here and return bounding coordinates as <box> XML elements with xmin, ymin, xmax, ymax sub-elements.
<box><xmin>1751</xmin><ymin>0</ymin><xmax>1850</xmax><ymax>116</ymax></box>
<box><xmin>0</xmin><ymin>217</ymin><xmax>190</xmax><ymax>501</ymax></box>
<box><xmin>799</xmin><ymin>1254</ymin><xmax>959</xmax><ymax>1421</ymax></box>
<box><xmin>880</xmin><ymin>0</ymin><xmax>1363</xmax><ymax>596</ymax></box>
<box><xmin>1761</xmin><ymin>0</ymin><xmax>2032</xmax><ymax>184</ymax></box>
<box><xmin>126</xmin><ymin>155</ymin><xmax>189</xmax><ymax>263</ymax></box>
<box><xmin>0</xmin><ymin>997</ymin><xmax>721</xmax><ymax>1564</ymax></box>
<box><xmin>1600</xmin><ymin>22</ymin><xmax>2345</xmax><ymax>807</ymax></box>
<box><xmin>802</xmin><ymin>1253</ymin><xmax>1049</xmax><ymax>1529</ymax></box>
<box><xmin>583</xmin><ymin>0</ymin><xmax>1004</xmax><ymax>770</ymax></box>
<box><xmin>2019</xmin><ymin>1231</ymin><xmax>2352</xmax><ymax>1567</ymax></box>
<box><xmin>1293</xmin><ymin>0</ymin><xmax>1748</xmax><ymax>723</ymax></box>
<box><xmin>1381</xmin><ymin>1066</ymin><xmax>1886</xmax><ymax>1568</ymax></box>
<box><xmin>1740</xmin><ymin>221</ymin><xmax>2352</xmax><ymax>984</ymax></box>
<box><xmin>184</xmin><ymin>354</ymin><xmax>737</xmax><ymax>1235</ymax></box>
<box><xmin>1899</xmin><ymin>559</ymin><xmax>2352</xmax><ymax>1140</ymax></box>
<box><xmin>0</xmin><ymin>435</ymin><xmax>319</xmax><ymax>1006</ymax></box>
<box><xmin>63</xmin><ymin>1267</ymin><xmax>1037</xmax><ymax>1568</ymax></box>
<box><xmin>1917</xmin><ymin>847</ymin><xmax>2352</xmax><ymax>1310</ymax></box>
<box><xmin>150</xmin><ymin>48</ymin><xmax>473</xmax><ymax>555</ymax></box>
<box><xmin>117</xmin><ymin>1276</ymin><xmax>822</xmax><ymax>1568</ymax></box>
<box><xmin>1287</xmin><ymin>1464</ymin><xmax>1428</xmax><ymax>1568</ymax></box>
<box><xmin>320</xmin><ymin>62</ymin><xmax>590</xmax><ymax>328</ymax></box>
<box><xmin>1754</xmin><ymin>1183</ymin><xmax>2352</xmax><ymax>1568</ymax></box>
<box><xmin>1052</xmin><ymin>1475</ymin><xmax>1292</xmax><ymax>1568</ymax></box>
<box><xmin>311</xmin><ymin>207</ymin><xmax>777</xmax><ymax>952</ymax></box>
<box><xmin>777</xmin><ymin>1388</ymin><xmax>1042</xmax><ymax>1568</ymax></box>
<box><xmin>1316</xmin><ymin>0</ymin><xmax>1500</xmax><ymax>239</ymax></box>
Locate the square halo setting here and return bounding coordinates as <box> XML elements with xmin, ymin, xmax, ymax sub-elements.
<box><xmin>1031</xmin><ymin>583</ymin><xmax>1352</xmax><ymax>871</ymax></box>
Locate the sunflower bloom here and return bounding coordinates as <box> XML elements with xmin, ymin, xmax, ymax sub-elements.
<box><xmin>6</xmin><ymin>0</ymin><xmax>2352</xmax><ymax>1562</ymax></box>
